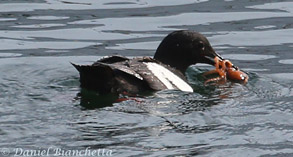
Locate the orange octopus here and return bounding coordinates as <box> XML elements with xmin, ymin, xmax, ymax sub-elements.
<box><xmin>204</xmin><ymin>57</ymin><xmax>248</xmax><ymax>84</ymax></box>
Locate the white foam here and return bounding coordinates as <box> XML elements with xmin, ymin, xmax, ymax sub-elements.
<box><xmin>222</xmin><ymin>54</ymin><xmax>277</xmax><ymax>61</ymax></box>
<box><xmin>279</xmin><ymin>59</ymin><xmax>293</xmax><ymax>65</ymax></box>
<box><xmin>144</xmin><ymin>62</ymin><xmax>193</xmax><ymax>92</ymax></box>
<box><xmin>12</xmin><ymin>24</ymin><xmax>66</xmax><ymax>28</ymax></box>
<box><xmin>27</xmin><ymin>16</ymin><xmax>69</xmax><ymax>20</ymax></box>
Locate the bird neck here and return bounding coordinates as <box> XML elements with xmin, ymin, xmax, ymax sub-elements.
<box><xmin>154</xmin><ymin>55</ymin><xmax>188</xmax><ymax>74</ymax></box>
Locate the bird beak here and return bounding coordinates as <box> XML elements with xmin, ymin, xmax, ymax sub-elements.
<box><xmin>200</xmin><ymin>49</ymin><xmax>238</xmax><ymax>69</ymax></box>
<box><xmin>200</xmin><ymin>48</ymin><xmax>223</xmax><ymax>66</ymax></box>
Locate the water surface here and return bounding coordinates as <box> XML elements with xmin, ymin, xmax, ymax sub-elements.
<box><xmin>1</xmin><ymin>0</ymin><xmax>293</xmax><ymax>156</ymax></box>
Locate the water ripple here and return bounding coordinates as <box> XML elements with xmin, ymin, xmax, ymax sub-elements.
<box><xmin>1</xmin><ymin>0</ymin><xmax>293</xmax><ymax>156</ymax></box>
<box><xmin>0</xmin><ymin>0</ymin><xmax>208</xmax><ymax>12</ymax></box>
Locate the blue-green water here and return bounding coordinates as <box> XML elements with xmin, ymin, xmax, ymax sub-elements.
<box><xmin>0</xmin><ymin>0</ymin><xmax>293</xmax><ymax>156</ymax></box>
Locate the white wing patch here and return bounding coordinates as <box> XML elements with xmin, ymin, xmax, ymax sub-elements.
<box><xmin>143</xmin><ymin>62</ymin><xmax>193</xmax><ymax>92</ymax></box>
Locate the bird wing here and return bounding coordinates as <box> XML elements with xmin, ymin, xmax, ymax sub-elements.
<box><xmin>129</xmin><ymin>57</ymin><xmax>193</xmax><ymax>92</ymax></box>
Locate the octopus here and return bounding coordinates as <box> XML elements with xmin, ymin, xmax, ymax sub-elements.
<box><xmin>204</xmin><ymin>57</ymin><xmax>249</xmax><ymax>84</ymax></box>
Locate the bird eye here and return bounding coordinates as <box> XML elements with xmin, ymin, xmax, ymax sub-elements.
<box><xmin>198</xmin><ymin>41</ymin><xmax>205</xmax><ymax>51</ymax></box>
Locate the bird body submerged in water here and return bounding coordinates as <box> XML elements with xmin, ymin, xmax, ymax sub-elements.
<box><xmin>72</xmin><ymin>30</ymin><xmax>243</xmax><ymax>95</ymax></box>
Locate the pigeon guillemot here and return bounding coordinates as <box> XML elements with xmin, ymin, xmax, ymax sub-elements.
<box><xmin>72</xmin><ymin>30</ymin><xmax>223</xmax><ymax>94</ymax></box>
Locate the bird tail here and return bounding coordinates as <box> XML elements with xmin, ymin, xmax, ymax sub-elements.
<box><xmin>71</xmin><ymin>62</ymin><xmax>114</xmax><ymax>93</ymax></box>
